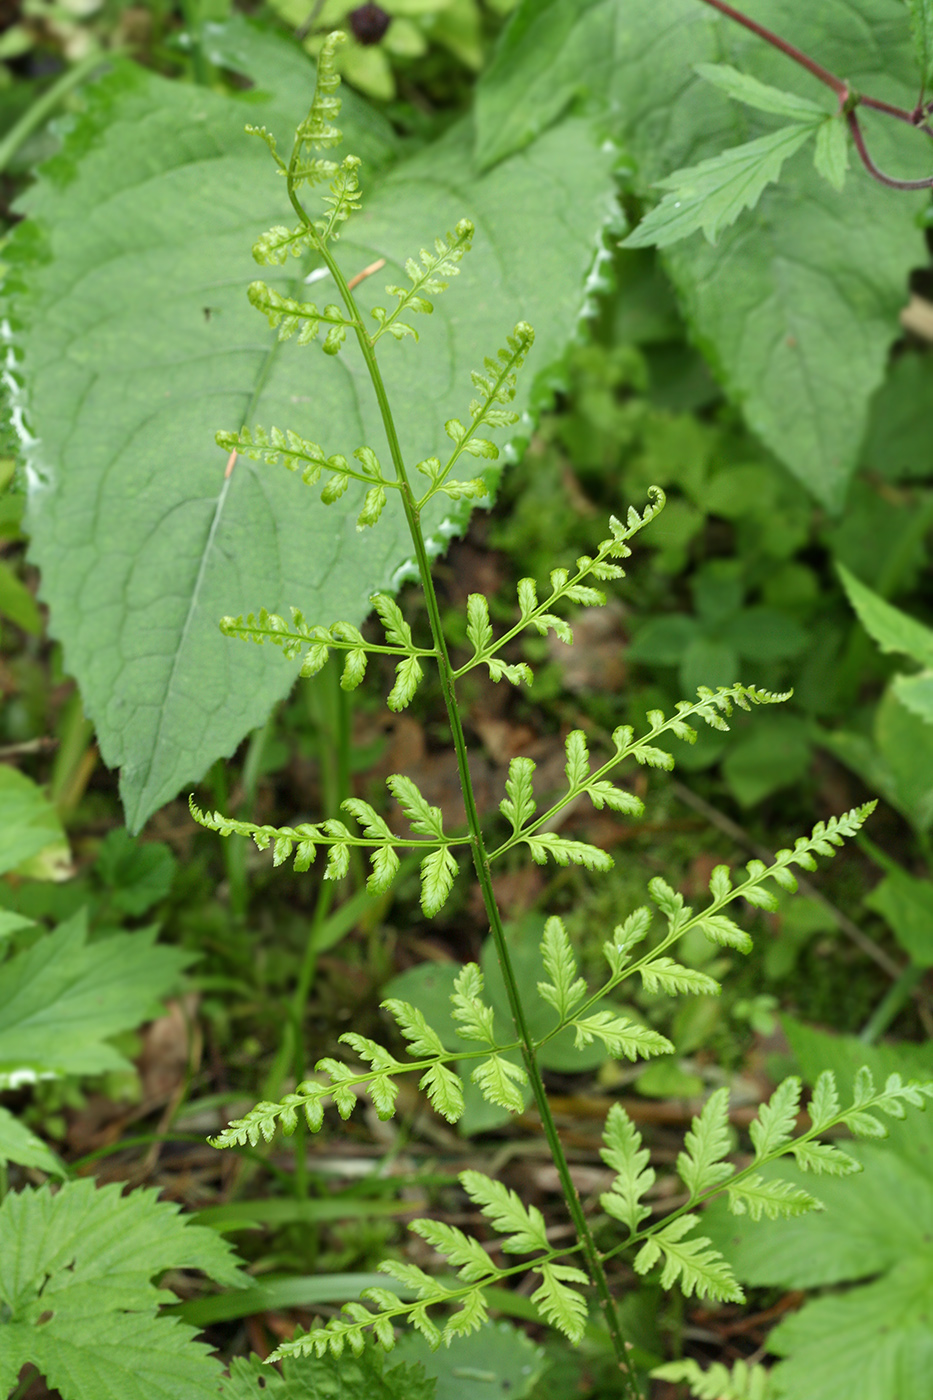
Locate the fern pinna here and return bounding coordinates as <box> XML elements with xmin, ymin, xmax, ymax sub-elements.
<box><xmin>194</xmin><ymin>33</ymin><xmax>933</xmax><ymax>1399</ymax></box>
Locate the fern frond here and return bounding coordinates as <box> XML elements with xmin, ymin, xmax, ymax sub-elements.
<box><xmin>602</xmin><ymin>908</ymin><xmax>653</xmax><ymax>978</ymax></box>
<box><xmin>252</xmin><ymin>223</ymin><xmax>313</xmax><ymax>265</ymax></box>
<box><xmin>317</xmin><ymin>154</ymin><xmax>362</xmax><ymax>241</ymax></box>
<box><xmin>459</xmin><ymin>1170</ymin><xmax>549</xmax><ymax>1254</ymax></box>
<box><xmin>634</xmin><ymin>1214</ymin><xmax>744</xmax><ymax>1302</ymax></box>
<box><xmin>500</xmin><ymin>756</ymin><xmax>536</xmax><ymax>833</ymax></box>
<box><xmin>471</xmin><ymin>1053</ymin><xmax>527</xmax><ymax>1112</ymax></box>
<box><xmin>371</xmin><ymin>219</ymin><xmax>474</xmax><ymax>342</ymax></box>
<box><xmin>524</xmin><ymin>833</ymin><xmax>613</xmax><ymax>872</ymax></box>
<box><xmin>653</xmin><ymin>1358</ymin><xmax>775</xmax><ymax>1400</ymax></box>
<box><xmin>600</xmin><ymin>1102</ymin><xmax>655</xmax><ymax>1232</ymax></box>
<box><xmin>568</xmin><ymin>1010</ymin><xmax>673</xmax><ymax>1061</ymax></box>
<box><xmin>386</xmin><ymin>774</ymin><xmax>444</xmax><ymax>838</ymax></box>
<box><xmin>416</xmin><ymin>322</ymin><xmax>535</xmax><ymax>506</ymax></box>
<box><xmin>726</xmin><ymin>1174</ymin><xmax>821</xmax><ymax>1221</ymax></box>
<box><xmin>450</xmin><ymin>963</ymin><xmax>497</xmax><ymax>1046</ymax></box>
<box><xmin>247</xmin><ymin>282</ymin><xmax>355</xmax><ymax>350</ymax></box>
<box><xmin>538</xmin><ymin>916</ymin><xmax>588</xmax><ymax>1021</ymax></box>
<box><xmin>750</xmin><ymin>1077</ymin><xmax>801</xmax><ymax>1159</ymax></box>
<box><xmin>677</xmin><ymin>1087</ymin><xmax>735</xmax><ymax>1196</ymax></box>
<box><xmin>295</xmin><ymin>30</ymin><xmax>347</xmax><ymax>161</ymax></box>
<box><xmin>530</xmin><ymin>1261</ymin><xmax>589</xmax><ymax>1343</ymax></box>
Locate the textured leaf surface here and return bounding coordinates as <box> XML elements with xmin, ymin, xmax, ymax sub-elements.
<box><xmin>9</xmin><ymin>20</ymin><xmax>617</xmax><ymax>829</ymax></box>
<box><xmin>0</xmin><ymin>1179</ymin><xmax>245</xmax><ymax>1400</ymax></box>
<box><xmin>0</xmin><ymin>911</ymin><xmax>190</xmax><ymax>1086</ymax></box>
<box><xmin>477</xmin><ymin>0</ymin><xmax>926</xmax><ymax>509</ymax></box>
<box><xmin>704</xmin><ymin>1028</ymin><xmax>933</xmax><ymax>1400</ymax></box>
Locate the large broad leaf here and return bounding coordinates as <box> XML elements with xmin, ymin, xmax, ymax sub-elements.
<box><xmin>0</xmin><ymin>909</ymin><xmax>191</xmax><ymax>1087</ymax></box>
<box><xmin>704</xmin><ymin>1026</ymin><xmax>933</xmax><ymax>1400</ymax></box>
<box><xmin>0</xmin><ymin>1178</ymin><xmax>245</xmax><ymax>1400</ymax></box>
<box><xmin>476</xmin><ymin>0</ymin><xmax>927</xmax><ymax>510</ymax></box>
<box><xmin>6</xmin><ymin>19</ymin><xmax>618</xmax><ymax>831</ymax></box>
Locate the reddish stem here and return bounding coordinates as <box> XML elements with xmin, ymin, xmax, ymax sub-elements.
<box><xmin>696</xmin><ymin>0</ymin><xmax>933</xmax><ymax>185</ymax></box>
<box><xmin>846</xmin><ymin>110</ymin><xmax>933</xmax><ymax>188</ymax></box>
<box><xmin>697</xmin><ymin>0</ymin><xmax>847</xmax><ymax>95</ymax></box>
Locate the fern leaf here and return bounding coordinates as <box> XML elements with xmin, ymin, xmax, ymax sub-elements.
<box><xmin>296</xmin><ymin>29</ymin><xmax>346</xmax><ymax>158</ymax></box>
<box><xmin>386</xmin><ymin>774</ymin><xmax>444</xmax><ymax>838</ymax></box>
<box><xmin>381</xmin><ymin>998</ymin><xmax>445</xmax><ymax>1059</ymax></box>
<box><xmin>599</xmin><ymin>1102</ymin><xmax>655</xmax><ymax>1232</ymax></box>
<box><xmin>564</xmin><ymin>730</ymin><xmax>590</xmax><ymax>788</ymax></box>
<box><xmin>653</xmin><ymin>1357</ymin><xmax>775</xmax><ymax>1400</ymax></box>
<box><xmin>807</xmin><ymin>1069</ymin><xmax>840</xmax><ymax>1131</ymax></box>
<box><xmin>460</xmin><ymin>1170</ymin><xmax>549</xmax><ymax>1253</ymax></box>
<box><xmin>677</xmin><ymin>1088</ymin><xmax>735</xmax><ymax>1197</ymax></box>
<box><xmin>466</xmin><ymin>593</ymin><xmax>493</xmax><ymax>653</ymax></box>
<box><xmin>318</xmin><ymin>153</ymin><xmax>363</xmax><ymax>240</ymax></box>
<box><xmin>247</xmin><ymin>282</ymin><xmax>353</xmax><ymax>345</ymax></box>
<box><xmin>538</xmin><ymin>916</ymin><xmax>587</xmax><ymax>1020</ymax></box>
<box><xmin>570</xmin><ymin>1010</ymin><xmax>673</xmax><ymax>1061</ymax></box>
<box><xmin>585</xmin><ymin>779</ymin><xmax>643</xmax><ymax>814</ymax></box>
<box><xmin>750</xmin><ymin>1077</ymin><xmax>801</xmax><ymax>1160</ymax></box>
<box><xmin>388</xmin><ymin>655</ymin><xmax>423</xmax><ymax>711</ymax></box>
<box><xmin>726</xmin><ymin>1174</ymin><xmax>822</xmax><ymax>1221</ymax></box>
<box><xmin>419</xmin><ymin>846</ymin><xmax>457</xmax><ymax>917</ymax></box>
<box><xmin>530</xmin><ymin>1261</ymin><xmax>589</xmax><ymax>1343</ymax></box>
<box><xmin>525</xmin><ymin>833</ymin><xmax>613</xmax><ymax>872</ymax></box>
<box><xmin>500</xmin><ymin>756</ymin><xmax>536</xmax><ymax>832</ymax></box>
<box><xmin>342</xmin><ymin>797</ymin><xmax>392</xmax><ymax>842</ymax></box>
<box><xmin>371</xmin><ymin>592</ymin><xmax>415</xmax><ymax>649</ymax></box>
<box><xmin>487</xmin><ymin>657</ymin><xmax>534</xmax><ymax>685</ymax></box>
<box><xmin>252</xmin><ymin>223</ymin><xmax>312</xmax><ymax>265</ymax></box>
<box><xmin>408</xmin><ymin>1218</ymin><xmax>498</xmax><ymax>1283</ymax></box>
<box><xmin>471</xmin><ymin>1053</ymin><xmax>527</xmax><ymax>1113</ymax></box>
<box><xmin>603</xmin><ymin>908</ymin><xmax>653</xmax><ymax>978</ymax></box>
<box><xmin>371</xmin><ymin>220</ymin><xmax>474</xmax><ymax>341</ymax></box>
<box><xmin>634</xmin><ymin>1214</ymin><xmax>744</xmax><ymax>1302</ymax></box>
<box><xmin>695</xmin><ymin>912</ymin><xmax>752</xmax><ymax>953</ymax></box>
<box><xmin>639</xmin><ymin>957</ymin><xmax>721</xmax><ymax>997</ymax></box>
<box><xmin>420</xmin><ymin>1061</ymin><xmax>464</xmax><ymax>1123</ymax></box>
<box><xmin>450</xmin><ymin>964</ymin><xmax>496</xmax><ymax>1045</ymax></box>
<box><xmin>790</xmin><ymin>1140</ymin><xmax>860</xmax><ymax>1176</ymax></box>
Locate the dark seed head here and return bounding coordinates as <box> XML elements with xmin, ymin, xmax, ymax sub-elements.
<box><xmin>349</xmin><ymin>3</ymin><xmax>391</xmax><ymax>44</ymax></box>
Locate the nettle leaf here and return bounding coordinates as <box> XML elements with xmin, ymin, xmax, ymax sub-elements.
<box><xmin>0</xmin><ymin>1106</ymin><xmax>65</xmax><ymax>1177</ymax></box>
<box><xmin>0</xmin><ymin>911</ymin><xmax>190</xmax><ymax>1088</ymax></box>
<box><xmin>600</xmin><ymin>1102</ymin><xmax>655</xmax><ymax>1233</ymax></box>
<box><xmin>0</xmin><ymin>1179</ymin><xmax>245</xmax><ymax>1400</ymax></box>
<box><xmin>624</xmin><ymin>123</ymin><xmax>818</xmax><ymax>249</ymax></box>
<box><xmin>476</xmin><ymin>0</ymin><xmax>927</xmax><ymax>511</ymax></box>
<box><xmin>677</xmin><ymin>1088</ymin><xmax>735</xmax><ymax>1197</ymax></box>
<box><xmin>908</xmin><ymin>0</ymin><xmax>933</xmax><ymax>85</ymax></box>
<box><xmin>10</xmin><ymin>19</ymin><xmax>618</xmax><ymax>831</ymax></box>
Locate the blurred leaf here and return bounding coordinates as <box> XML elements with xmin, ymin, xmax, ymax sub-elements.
<box><xmin>865</xmin><ymin>865</ymin><xmax>933</xmax><ymax>966</ymax></box>
<box><xmin>0</xmin><ymin>1104</ymin><xmax>66</xmax><ymax>1176</ymax></box>
<box><xmin>0</xmin><ymin>558</ymin><xmax>40</xmax><ymax>634</ymax></box>
<box><xmin>94</xmin><ymin>829</ymin><xmax>177</xmax><ymax>916</ymax></box>
<box><xmin>0</xmin><ymin>765</ymin><xmax>70</xmax><ymax>881</ymax></box>
<box><xmin>837</xmin><ymin>563</ymin><xmax>933</xmax><ymax>667</ymax></box>
<box><xmin>722</xmin><ymin>715</ymin><xmax>812</xmax><ymax>807</ymax></box>
<box><xmin>0</xmin><ymin>910</ymin><xmax>191</xmax><ymax>1087</ymax></box>
<box><xmin>393</xmin><ymin>1320</ymin><xmax>546</xmax><ymax>1399</ymax></box>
